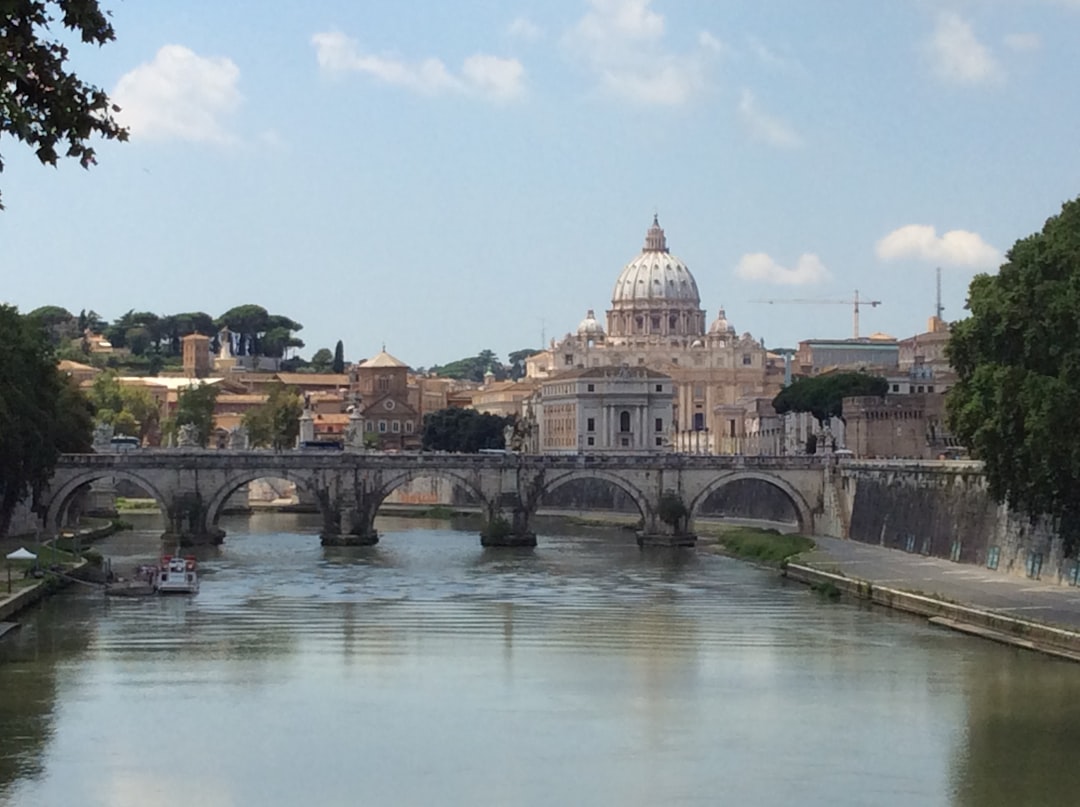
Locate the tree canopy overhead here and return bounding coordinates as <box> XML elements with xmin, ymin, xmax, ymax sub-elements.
<box><xmin>771</xmin><ymin>372</ymin><xmax>888</xmax><ymax>424</ymax></box>
<box><xmin>947</xmin><ymin>195</ymin><xmax>1080</xmax><ymax>552</ymax></box>
<box><xmin>1</xmin><ymin>1</ymin><xmax>129</xmax><ymax>209</ymax></box>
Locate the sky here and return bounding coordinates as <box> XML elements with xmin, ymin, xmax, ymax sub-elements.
<box><xmin>2</xmin><ymin>0</ymin><xmax>1080</xmax><ymax>368</ymax></box>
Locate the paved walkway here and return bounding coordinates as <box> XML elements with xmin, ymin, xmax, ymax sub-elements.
<box><xmin>802</xmin><ymin>536</ymin><xmax>1080</xmax><ymax>633</ymax></box>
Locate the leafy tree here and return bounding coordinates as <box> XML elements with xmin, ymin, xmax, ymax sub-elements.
<box><xmin>947</xmin><ymin>195</ymin><xmax>1080</xmax><ymax>553</ymax></box>
<box><xmin>310</xmin><ymin>348</ymin><xmax>334</xmax><ymax>373</ymax></box>
<box><xmin>772</xmin><ymin>372</ymin><xmax>888</xmax><ymax>424</ymax></box>
<box><xmin>216</xmin><ymin>305</ymin><xmax>303</xmax><ymax>358</ymax></box>
<box><xmin>168</xmin><ymin>383</ymin><xmax>219</xmax><ymax>447</ymax></box>
<box><xmin>332</xmin><ymin>340</ymin><xmax>345</xmax><ymax>374</ymax></box>
<box><xmin>657</xmin><ymin>490</ymin><xmax>689</xmax><ymax>532</ymax></box>
<box><xmin>26</xmin><ymin>304</ymin><xmax>78</xmax><ymax>345</ymax></box>
<box><xmin>422</xmin><ymin>407</ymin><xmax>511</xmax><ymax>452</ymax></box>
<box><xmin>88</xmin><ymin>371</ymin><xmax>160</xmax><ymax>442</ymax></box>
<box><xmin>243</xmin><ymin>383</ymin><xmax>303</xmax><ymax>450</ymax></box>
<box><xmin>0</xmin><ymin>0</ymin><xmax>128</xmax><ymax>209</ymax></box>
<box><xmin>508</xmin><ymin>348</ymin><xmax>541</xmax><ymax>380</ymax></box>
<box><xmin>430</xmin><ymin>350</ymin><xmax>505</xmax><ymax>382</ymax></box>
<box><xmin>0</xmin><ymin>305</ymin><xmax>93</xmax><ymax>535</ymax></box>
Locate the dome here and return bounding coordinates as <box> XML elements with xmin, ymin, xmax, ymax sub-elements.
<box><xmin>708</xmin><ymin>307</ymin><xmax>735</xmax><ymax>335</ymax></box>
<box><xmin>577</xmin><ymin>309</ymin><xmax>605</xmax><ymax>338</ymax></box>
<box><xmin>611</xmin><ymin>216</ymin><xmax>701</xmax><ymax>307</ymax></box>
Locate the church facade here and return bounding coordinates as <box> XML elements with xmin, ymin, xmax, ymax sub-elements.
<box><xmin>525</xmin><ymin>217</ymin><xmax>785</xmax><ymax>453</ymax></box>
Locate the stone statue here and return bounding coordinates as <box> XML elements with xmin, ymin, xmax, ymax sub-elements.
<box><xmin>92</xmin><ymin>422</ymin><xmax>114</xmax><ymax>453</ymax></box>
<box><xmin>503</xmin><ymin>423</ymin><xmax>516</xmax><ymax>451</ymax></box>
<box><xmin>345</xmin><ymin>409</ymin><xmax>364</xmax><ymax>450</ymax></box>
<box><xmin>176</xmin><ymin>423</ymin><xmax>200</xmax><ymax>448</ymax></box>
<box><xmin>228</xmin><ymin>425</ymin><xmax>249</xmax><ymax>450</ymax></box>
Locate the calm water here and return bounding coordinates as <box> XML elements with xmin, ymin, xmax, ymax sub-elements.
<box><xmin>2</xmin><ymin>513</ymin><xmax>1080</xmax><ymax>807</ymax></box>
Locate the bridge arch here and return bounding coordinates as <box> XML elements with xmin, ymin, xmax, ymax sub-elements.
<box><xmin>539</xmin><ymin>469</ymin><xmax>652</xmax><ymax>522</ymax></box>
<box><xmin>373</xmin><ymin>469</ymin><xmax>486</xmax><ymax>513</ymax></box>
<box><xmin>203</xmin><ymin>469</ymin><xmax>321</xmax><ymax>528</ymax></box>
<box><xmin>45</xmin><ymin>468</ymin><xmax>170</xmax><ymax>534</ymax></box>
<box><xmin>689</xmin><ymin>471</ymin><xmax>813</xmax><ymax>534</ymax></box>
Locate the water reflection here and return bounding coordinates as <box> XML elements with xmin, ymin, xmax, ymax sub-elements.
<box><xmin>2</xmin><ymin>514</ymin><xmax>1080</xmax><ymax>806</ymax></box>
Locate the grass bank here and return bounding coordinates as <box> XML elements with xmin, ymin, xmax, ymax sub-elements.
<box><xmin>704</xmin><ymin>526</ymin><xmax>815</xmax><ymax>567</ymax></box>
<box><xmin>115</xmin><ymin>497</ymin><xmax>160</xmax><ymax>512</ymax></box>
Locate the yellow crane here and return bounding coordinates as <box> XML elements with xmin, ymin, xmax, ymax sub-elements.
<box><xmin>750</xmin><ymin>289</ymin><xmax>882</xmax><ymax>339</ymax></box>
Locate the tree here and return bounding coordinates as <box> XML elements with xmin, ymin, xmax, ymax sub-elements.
<box><xmin>657</xmin><ymin>490</ymin><xmax>689</xmax><ymax>533</ymax></box>
<box><xmin>0</xmin><ymin>305</ymin><xmax>93</xmax><ymax>535</ymax></box>
<box><xmin>772</xmin><ymin>372</ymin><xmax>888</xmax><ymax>424</ymax></box>
<box><xmin>243</xmin><ymin>383</ymin><xmax>303</xmax><ymax>450</ymax></box>
<box><xmin>0</xmin><ymin>1</ymin><xmax>128</xmax><ymax>209</ymax></box>
<box><xmin>332</xmin><ymin>340</ymin><xmax>345</xmax><ymax>374</ymax></box>
<box><xmin>167</xmin><ymin>383</ymin><xmax>219</xmax><ymax>447</ymax></box>
<box><xmin>508</xmin><ymin>348</ymin><xmax>541</xmax><ymax>380</ymax></box>
<box><xmin>947</xmin><ymin>195</ymin><xmax>1080</xmax><ymax>553</ymax></box>
<box><xmin>421</xmin><ymin>407</ymin><xmax>511</xmax><ymax>452</ymax></box>
<box><xmin>88</xmin><ymin>371</ymin><xmax>160</xmax><ymax>443</ymax></box>
<box><xmin>430</xmin><ymin>350</ymin><xmax>505</xmax><ymax>382</ymax></box>
<box><xmin>26</xmin><ymin>305</ymin><xmax>78</xmax><ymax>345</ymax></box>
<box><xmin>310</xmin><ymin>348</ymin><xmax>334</xmax><ymax>373</ymax></box>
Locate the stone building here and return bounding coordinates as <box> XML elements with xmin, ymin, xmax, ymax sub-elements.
<box><xmin>525</xmin><ymin>217</ymin><xmax>785</xmax><ymax>453</ymax></box>
<box><xmin>349</xmin><ymin>348</ymin><xmax>421</xmax><ymax>450</ymax></box>
<box><xmin>842</xmin><ymin>393</ymin><xmax>956</xmax><ymax>459</ymax></box>
<box><xmin>535</xmin><ymin>366</ymin><xmax>673</xmax><ymax>454</ymax></box>
<box><xmin>181</xmin><ymin>333</ymin><xmax>211</xmax><ymax>379</ymax></box>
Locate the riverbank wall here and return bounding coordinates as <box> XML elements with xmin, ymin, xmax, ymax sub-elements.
<box><xmin>825</xmin><ymin>461</ymin><xmax>1068</xmax><ymax>584</ymax></box>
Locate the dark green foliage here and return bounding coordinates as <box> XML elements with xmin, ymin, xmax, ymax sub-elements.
<box><xmin>422</xmin><ymin>408</ymin><xmax>511</xmax><ymax>452</ymax></box>
<box><xmin>947</xmin><ymin>195</ymin><xmax>1080</xmax><ymax>554</ymax></box>
<box><xmin>657</xmin><ymin>490</ymin><xmax>689</xmax><ymax>531</ymax></box>
<box><xmin>332</xmin><ymin>340</ymin><xmax>345</xmax><ymax>374</ymax></box>
<box><xmin>0</xmin><ymin>305</ymin><xmax>94</xmax><ymax>535</ymax></box>
<box><xmin>0</xmin><ymin>0</ymin><xmax>129</xmax><ymax>209</ymax></box>
<box><xmin>309</xmin><ymin>348</ymin><xmax>333</xmax><ymax>373</ymax></box>
<box><xmin>772</xmin><ymin>372</ymin><xmax>888</xmax><ymax>423</ymax></box>
<box><xmin>243</xmin><ymin>383</ymin><xmax>303</xmax><ymax>450</ymax></box>
<box><xmin>430</xmin><ymin>349</ymin><xmax>505</xmax><ymax>382</ymax></box>
<box><xmin>508</xmin><ymin>348</ymin><xmax>541</xmax><ymax>380</ymax></box>
<box><xmin>216</xmin><ymin>305</ymin><xmax>303</xmax><ymax>358</ymax></box>
<box><xmin>170</xmin><ymin>383</ymin><xmax>219</xmax><ymax>447</ymax></box>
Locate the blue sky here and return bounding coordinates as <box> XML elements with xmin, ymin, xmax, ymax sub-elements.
<box><xmin>2</xmin><ymin>0</ymin><xmax>1079</xmax><ymax>367</ymax></box>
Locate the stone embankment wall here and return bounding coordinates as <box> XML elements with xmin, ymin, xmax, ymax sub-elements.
<box><xmin>827</xmin><ymin>461</ymin><xmax>1067</xmax><ymax>583</ymax></box>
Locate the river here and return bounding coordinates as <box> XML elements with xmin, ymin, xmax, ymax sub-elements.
<box><xmin>2</xmin><ymin>513</ymin><xmax>1079</xmax><ymax>807</ymax></box>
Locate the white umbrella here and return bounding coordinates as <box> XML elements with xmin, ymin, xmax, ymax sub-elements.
<box><xmin>5</xmin><ymin>547</ymin><xmax>36</xmax><ymax>560</ymax></box>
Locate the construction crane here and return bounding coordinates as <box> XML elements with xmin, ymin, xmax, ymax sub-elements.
<box><xmin>750</xmin><ymin>290</ymin><xmax>882</xmax><ymax>339</ymax></box>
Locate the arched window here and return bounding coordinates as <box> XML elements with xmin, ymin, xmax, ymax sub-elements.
<box><xmin>620</xmin><ymin>411</ymin><xmax>631</xmax><ymax>432</ymax></box>
<box><xmin>378</xmin><ymin>375</ymin><xmax>390</xmax><ymax>392</ymax></box>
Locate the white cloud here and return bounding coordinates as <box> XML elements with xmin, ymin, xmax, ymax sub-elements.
<box><xmin>1003</xmin><ymin>32</ymin><xmax>1040</xmax><ymax>52</ymax></box>
<box><xmin>563</xmin><ymin>0</ymin><xmax>717</xmax><ymax>105</ymax></box>
<box><xmin>735</xmin><ymin>253</ymin><xmax>830</xmax><ymax>286</ymax></box>
<box><xmin>925</xmin><ymin>11</ymin><xmax>1001</xmax><ymax>85</ymax></box>
<box><xmin>507</xmin><ymin>17</ymin><xmax>544</xmax><ymax>41</ymax></box>
<box><xmin>737</xmin><ymin>89</ymin><xmax>802</xmax><ymax>149</ymax></box>
<box><xmin>311</xmin><ymin>31</ymin><xmax>525</xmax><ymax>101</ymax></box>
<box><xmin>113</xmin><ymin>45</ymin><xmax>242</xmax><ymax>143</ymax></box>
<box><xmin>875</xmin><ymin>224</ymin><xmax>1001</xmax><ymax>268</ymax></box>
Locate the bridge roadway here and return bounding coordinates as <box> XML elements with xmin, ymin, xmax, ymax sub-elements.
<box><xmin>47</xmin><ymin>450</ymin><xmax>829</xmax><ymax>548</ymax></box>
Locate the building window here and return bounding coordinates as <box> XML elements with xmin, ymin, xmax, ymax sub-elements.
<box><xmin>693</xmin><ymin>412</ymin><xmax>705</xmax><ymax>431</ymax></box>
<box><xmin>405</xmin><ymin>420</ymin><xmax>414</xmax><ymax>433</ymax></box>
<box><xmin>637</xmin><ymin>357</ymin><xmax>645</xmax><ymax>365</ymax></box>
<box><xmin>587</xmin><ymin>436</ymin><xmax>595</xmax><ymax>446</ymax></box>
<box><xmin>620</xmin><ymin>411</ymin><xmax>631</xmax><ymax>432</ymax></box>
<box><xmin>587</xmin><ymin>383</ymin><xmax>595</xmax><ymax>392</ymax></box>
<box><xmin>655</xmin><ymin>384</ymin><xmax>663</xmax><ymax>392</ymax></box>
<box><xmin>927</xmin><ymin>385</ymin><xmax>935</xmax><ymax>393</ymax></box>
<box><xmin>365</xmin><ymin>420</ymin><xmax>374</xmax><ymax>432</ymax></box>
<box><xmin>655</xmin><ymin>418</ymin><xmax>663</xmax><ymax>432</ymax></box>
<box><xmin>651</xmin><ymin>316</ymin><xmax>661</xmax><ymax>331</ymax></box>
<box><xmin>656</xmin><ymin>437</ymin><xmax>663</xmax><ymax>446</ymax></box>
<box><xmin>378</xmin><ymin>420</ymin><xmax>387</xmax><ymax>433</ymax></box>
<box><xmin>378</xmin><ymin>376</ymin><xmax>390</xmax><ymax>392</ymax></box>
<box><xmin>564</xmin><ymin>354</ymin><xmax>574</xmax><ymax>366</ymax></box>
<box><xmin>693</xmin><ymin>383</ymin><xmax>705</xmax><ymax>401</ymax></box>
<box><xmin>892</xmin><ymin>384</ymin><xmax>900</xmax><ymax>393</ymax></box>
<box><xmin>392</xmin><ymin>420</ymin><xmax>400</xmax><ymax>433</ymax></box>
<box><xmin>742</xmin><ymin>354</ymin><xmax>752</xmax><ymax>366</ymax></box>
<box><xmin>587</xmin><ymin>417</ymin><xmax>595</xmax><ymax>432</ymax></box>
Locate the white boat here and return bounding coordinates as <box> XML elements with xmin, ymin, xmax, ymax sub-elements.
<box><xmin>152</xmin><ymin>554</ymin><xmax>199</xmax><ymax>594</ymax></box>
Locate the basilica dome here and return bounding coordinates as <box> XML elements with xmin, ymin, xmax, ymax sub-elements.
<box><xmin>611</xmin><ymin>216</ymin><xmax>701</xmax><ymax>306</ymax></box>
<box><xmin>605</xmin><ymin>216</ymin><xmax>707</xmax><ymax>342</ymax></box>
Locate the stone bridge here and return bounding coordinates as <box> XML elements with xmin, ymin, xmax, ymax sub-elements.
<box><xmin>44</xmin><ymin>451</ymin><xmax>830</xmax><ymax>548</ymax></box>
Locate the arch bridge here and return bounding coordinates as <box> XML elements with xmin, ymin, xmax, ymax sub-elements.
<box><xmin>44</xmin><ymin>451</ymin><xmax>829</xmax><ymax>548</ymax></box>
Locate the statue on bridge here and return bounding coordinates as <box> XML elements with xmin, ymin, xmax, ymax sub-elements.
<box><xmin>176</xmin><ymin>423</ymin><xmax>200</xmax><ymax>448</ymax></box>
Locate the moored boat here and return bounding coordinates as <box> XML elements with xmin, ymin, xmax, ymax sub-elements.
<box><xmin>152</xmin><ymin>554</ymin><xmax>199</xmax><ymax>594</ymax></box>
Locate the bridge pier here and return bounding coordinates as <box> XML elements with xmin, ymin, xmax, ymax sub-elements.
<box><xmin>163</xmin><ymin>493</ymin><xmax>224</xmax><ymax>547</ymax></box>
